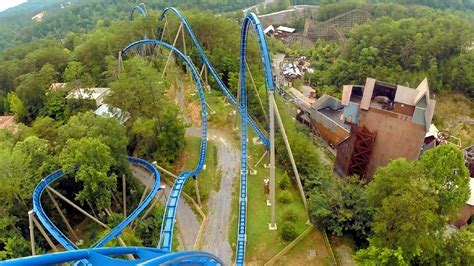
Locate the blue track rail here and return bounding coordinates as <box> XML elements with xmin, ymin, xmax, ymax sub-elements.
<box><xmin>1</xmin><ymin>248</ymin><xmax>222</xmax><ymax>266</ymax></box>
<box><xmin>130</xmin><ymin>3</ymin><xmax>147</xmax><ymax>20</ymax></box>
<box><xmin>121</xmin><ymin>39</ymin><xmax>208</xmax><ymax>252</ymax></box>
<box><xmin>2</xmin><ymin>6</ymin><xmax>276</xmax><ymax>266</ymax></box>
<box><xmin>160</xmin><ymin>7</ymin><xmax>271</xmax><ymax>149</ymax></box>
<box><xmin>235</xmin><ymin>12</ymin><xmax>275</xmax><ymax>266</ymax></box>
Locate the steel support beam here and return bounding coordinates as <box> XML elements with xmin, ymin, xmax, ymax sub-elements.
<box><xmin>47</xmin><ymin>187</ymin><xmax>108</xmax><ymax>229</ymax></box>
<box><xmin>272</xmin><ymin>97</ymin><xmax>309</xmax><ymax>214</ymax></box>
<box><xmin>46</xmin><ymin>189</ymin><xmax>79</xmax><ymax>241</ymax></box>
<box><xmin>31</xmin><ymin>215</ymin><xmax>59</xmax><ymax>252</ymax></box>
<box><xmin>28</xmin><ymin>210</ymin><xmax>36</xmax><ymax>256</ymax></box>
<box><xmin>268</xmin><ymin>91</ymin><xmax>277</xmax><ymax>230</ymax></box>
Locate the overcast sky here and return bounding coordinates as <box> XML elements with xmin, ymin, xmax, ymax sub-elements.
<box><xmin>0</xmin><ymin>0</ymin><xmax>27</xmax><ymax>12</ymax></box>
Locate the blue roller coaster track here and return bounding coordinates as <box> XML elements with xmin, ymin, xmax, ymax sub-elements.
<box><xmin>1</xmin><ymin>5</ymin><xmax>275</xmax><ymax>266</ymax></box>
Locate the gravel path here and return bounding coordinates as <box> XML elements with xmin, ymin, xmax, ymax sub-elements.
<box><xmin>130</xmin><ymin>164</ymin><xmax>200</xmax><ymax>250</ymax></box>
<box><xmin>176</xmin><ymin>78</ymin><xmax>239</xmax><ymax>264</ymax></box>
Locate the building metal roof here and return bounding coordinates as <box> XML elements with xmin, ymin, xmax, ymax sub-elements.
<box><xmin>67</xmin><ymin>88</ymin><xmax>110</xmax><ymax>100</ymax></box>
<box><xmin>360</xmin><ymin>78</ymin><xmax>375</xmax><ymax>110</ymax></box>
<box><xmin>415</xmin><ymin>78</ymin><xmax>430</xmax><ymax>105</ymax></box>
<box><xmin>341</xmin><ymin>85</ymin><xmax>353</xmax><ymax>106</ymax></box>
<box><xmin>394</xmin><ymin>85</ymin><xmax>418</xmax><ymax>105</ymax></box>
<box><xmin>276</xmin><ymin>26</ymin><xmax>296</xmax><ymax>33</ymax></box>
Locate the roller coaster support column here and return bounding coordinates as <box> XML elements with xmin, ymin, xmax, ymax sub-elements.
<box><xmin>162</xmin><ymin>22</ymin><xmax>183</xmax><ymax>78</ymax></box>
<box><xmin>28</xmin><ymin>211</ymin><xmax>35</xmax><ymax>255</ymax></box>
<box><xmin>46</xmin><ymin>189</ymin><xmax>79</xmax><ymax>241</ymax></box>
<box><xmin>272</xmin><ymin>97</ymin><xmax>309</xmax><ymax>215</ymax></box>
<box><xmin>194</xmin><ymin>178</ymin><xmax>202</xmax><ymax>207</ymax></box>
<box><xmin>123</xmin><ymin>174</ymin><xmax>127</xmax><ymax>217</ymax></box>
<box><xmin>269</xmin><ymin>91</ymin><xmax>277</xmax><ymax>230</ymax></box>
<box><xmin>31</xmin><ymin>214</ymin><xmax>59</xmax><ymax>252</ymax></box>
<box><xmin>47</xmin><ymin>186</ymin><xmax>108</xmax><ymax>229</ymax></box>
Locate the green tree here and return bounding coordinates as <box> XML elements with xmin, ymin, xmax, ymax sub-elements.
<box><xmin>59</xmin><ymin>137</ymin><xmax>117</xmax><ymax>210</ymax></box>
<box><xmin>309</xmin><ymin>177</ymin><xmax>371</xmax><ymax>240</ymax></box>
<box><xmin>7</xmin><ymin>93</ymin><xmax>26</xmax><ymax>121</ymax></box>
<box><xmin>418</xmin><ymin>145</ymin><xmax>470</xmax><ymax>218</ymax></box>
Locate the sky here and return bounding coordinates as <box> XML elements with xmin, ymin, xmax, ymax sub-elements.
<box><xmin>0</xmin><ymin>0</ymin><xmax>27</xmax><ymax>12</ymax></box>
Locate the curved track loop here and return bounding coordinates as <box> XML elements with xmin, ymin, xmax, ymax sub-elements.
<box><xmin>130</xmin><ymin>4</ymin><xmax>147</xmax><ymax>20</ymax></box>
<box><xmin>235</xmin><ymin>12</ymin><xmax>275</xmax><ymax>266</ymax></box>
<box><xmin>32</xmin><ymin>157</ymin><xmax>161</xmax><ymax>251</ymax></box>
<box><xmin>121</xmin><ymin>39</ymin><xmax>208</xmax><ymax>252</ymax></box>
<box><xmin>160</xmin><ymin>7</ymin><xmax>271</xmax><ymax>149</ymax></box>
<box><xmin>1</xmin><ymin>248</ymin><xmax>222</xmax><ymax>266</ymax></box>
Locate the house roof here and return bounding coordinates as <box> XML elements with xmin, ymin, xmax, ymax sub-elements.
<box><xmin>0</xmin><ymin>116</ymin><xmax>15</xmax><ymax>129</ymax></box>
<box><xmin>264</xmin><ymin>25</ymin><xmax>275</xmax><ymax>34</ymax></box>
<box><xmin>276</xmin><ymin>26</ymin><xmax>296</xmax><ymax>33</ymax></box>
<box><xmin>467</xmin><ymin>178</ymin><xmax>474</xmax><ymax>206</ymax></box>
<box><xmin>94</xmin><ymin>104</ymin><xmax>129</xmax><ymax>124</ymax></box>
<box><xmin>49</xmin><ymin>83</ymin><xmax>67</xmax><ymax>92</ymax></box>
<box><xmin>394</xmin><ymin>85</ymin><xmax>418</xmax><ymax>105</ymax></box>
<box><xmin>67</xmin><ymin>88</ymin><xmax>110</xmax><ymax>100</ymax></box>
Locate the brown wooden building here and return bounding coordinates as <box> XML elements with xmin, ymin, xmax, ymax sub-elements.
<box><xmin>335</xmin><ymin>78</ymin><xmax>435</xmax><ymax>181</ymax></box>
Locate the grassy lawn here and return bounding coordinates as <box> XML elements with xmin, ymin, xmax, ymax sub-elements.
<box><xmin>175</xmin><ymin>136</ymin><xmax>219</xmax><ymax>212</ymax></box>
<box><xmin>228</xmin><ymin>127</ymin><xmax>310</xmax><ymax>264</ymax></box>
<box><xmin>275</xmin><ymin>229</ymin><xmax>333</xmax><ymax>266</ymax></box>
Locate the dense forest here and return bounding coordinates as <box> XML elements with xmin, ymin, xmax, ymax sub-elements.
<box><xmin>0</xmin><ymin>0</ymin><xmax>473</xmax><ymax>264</ymax></box>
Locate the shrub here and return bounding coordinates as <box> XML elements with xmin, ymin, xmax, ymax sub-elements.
<box><xmin>281</xmin><ymin>222</ymin><xmax>297</xmax><ymax>241</ymax></box>
<box><xmin>279</xmin><ymin>191</ymin><xmax>292</xmax><ymax>204</ymax></box>
<box><xmin>279</xmin><ymin>176</ymin><xmax>290</xmax><ymax>190</ymax></box>
<box><xmin>283</xmin><ymin>209</ymin><xmax>299</xmax><ymax>222</ymax></box>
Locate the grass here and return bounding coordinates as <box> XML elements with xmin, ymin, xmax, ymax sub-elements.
<box><xmin>175</xmin><ymin>136</ymin><xmax>219</xmax><ymax>213</ymax></box>
<box><xmin>432</xmin><ymin>92</ymin><xmax>474</xmax><ymax>147</ymax></box>
<box><xmin>228</xmin><ymin>126</ymin><xmax>310</xmax><ymax>264</ymax></box>
<box><xmin>274</xmin><ymin>229</ymin><xmax>333</xmax><ymax>266</ymax></box>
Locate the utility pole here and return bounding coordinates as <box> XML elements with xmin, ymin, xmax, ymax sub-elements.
<box><xmin>268</xmin><ymin>90</ymin><xmax>277</xmax><ymax>230</ymax></box>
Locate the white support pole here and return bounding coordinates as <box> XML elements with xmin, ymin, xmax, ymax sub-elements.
<box><xmin>28</xmin><ymin>210</ymin><xmax>36</xmax><ymax>256</ymax></box>
<box><xmin>152</xmin><ymin>162</ymin><xmax>178</xmax><ymax>179</ymax></box>
<box><xmin>134</xmin><ymin>187</ymin><xmax>166</xmax><ymax>229</ymax></box>
<box><xmin>255</xmin><ymin>150</ymin><xmax>268</xmax><ymax>168</ymax></box>
<box><xmin>46</xmin><ymin>189</ymin><xmax>79</xmax><ymax>241</ymax></box>
<box><xmin>47</xmin><ymin>187</ymin><xmax>108</xmax><ymax>229</ymax></box>
<box><xmin>123</xmin><ymin>174</ymin><xmax>127</xmax><ymax>217</ymax></box>
<box><xmin>269</xmin><ymin>91</ymin><xmax>277</xmax><ymax>230</ymax></box>
<box><xmin>162</xmin><ymin>22</ymin><xmax>183</xmax><ymax>78</ymax></box>
<box><xmin>272</xmin><ymin>97</ymin><xmax>309</xmax><ymax>214</ymax></box>
<box><xmin>117</xmin><ymin>237</ymin><xmax>135</xmax><ymax>260</ymax></box>
<box><xmin>31</xmin><ymin>215</ymin><xmax>59</xmax><ymax>252</ymax></box>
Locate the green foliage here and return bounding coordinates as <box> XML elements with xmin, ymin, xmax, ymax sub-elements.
<box><xmin>418</xmin><ymin>145</ymin><xmax>470</xmax><ymax>218</ymax></box>
<box><xmin>7</xmin><ymin>93</ymin><xmax>26</xmax><ymax>121</ymax></box>
<box><xmin>59</xmin><ymin>137</ymin><xmax>117</xmax><ymax>210</ymax></box>
<box><xmin>309</xmin><ymin>176</ymin><xmax>371</xmax><ymax>239</ymax></box>
<box><xmin>279</xmin><ymin>174</ymin><xmax>290</xmax><ymax>190</ymax></box>
<box><xmin>280</xmin><ymin>221</ymin><xmax>297</xmax><ymax>241</ymax></box>
<box><xmin>58</xmin><ymin>112</ymin><xmax>128</xmax><ymax>168</ymax></box>
<box><xmin>136</xmin><ymin>205</ymin><xmax>164</xmax><ymax>247</ymax></box>
<box><xmin>279</xmin><ymin>190</ymin><xmax>292</xmax><ymax>204</ymax></box>
<box><xmin>355</xmin><ymin>246</ymin><xmax>408</xmax><ymax>266</ymax></box>
<box><xmin>283</xmin><ymin>209</ymin><xmax>299</xmax><ymax>222</ymax></box>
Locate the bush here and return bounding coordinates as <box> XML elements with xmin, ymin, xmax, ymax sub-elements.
<box><xmin>283</xmin><ymin>209</ymin><xmax>299</xmax><ymax>222</ymax></box>
<box><xmin>281</xmin><ymin>222</ymin><xmax>297</xmax><ymax>241</ymax></box>
<box><xmin>279</xmin><ymin>191</ymin><xmax>292</xmax><ymax>204</ymax></box>
<box><xmin>279</xmin><ymin>176</ymin><xmax>290</xmax><ymax>190</ymax></box>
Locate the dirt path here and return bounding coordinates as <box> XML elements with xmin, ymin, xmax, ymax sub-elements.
<box><xmin>130</xmin><ymin>164</ymin><xmax>200</xmax><ymax>250</ymax></box>
<box><xmin>176</xmin><ymin>79</ymin><xmax>239</xmax><ymax>265</ymax></box>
